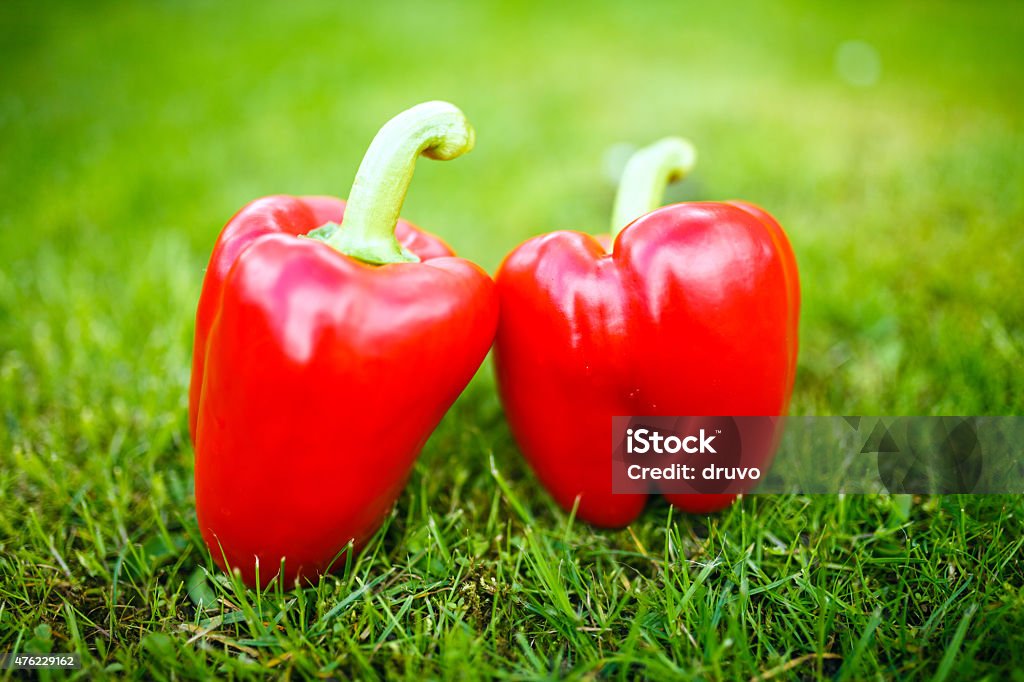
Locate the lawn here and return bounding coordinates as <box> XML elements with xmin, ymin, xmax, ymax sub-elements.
<box><xmin>1</xmin><ymin>1</ymin><xmax>1023</xmax><ymax>679</ymax></box>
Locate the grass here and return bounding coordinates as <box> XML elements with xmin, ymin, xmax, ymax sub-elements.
<box><xmin>2</xmin><ymin>0</ymin><xmax>1023</xmax><ymax>678</ymax></box>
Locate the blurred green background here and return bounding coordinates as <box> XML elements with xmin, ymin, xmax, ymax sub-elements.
<box><xmin>1</xmin><ymin>1</ymin><xmax>1023</xmax><ymax>678</ymax></box>
<box><xmin>2</xmin><ymin>1</ymin><xmax>1021</xmax><ymax>419</ymax></box>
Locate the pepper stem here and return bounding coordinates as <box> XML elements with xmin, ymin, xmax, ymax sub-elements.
<box><xmin>322</xmin><ymin>101</ymin><xmax>475</xmax><ymax>264</ymax></box>
<box><xmin>610</xmin><ymin>137</ymin><xmax>697</xmax><ymax>239</ymax></box>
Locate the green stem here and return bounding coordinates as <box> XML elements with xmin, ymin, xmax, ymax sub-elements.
<box><xmin>610</xmin><ymin>137</ymin><xmax>697</xmax><ymax>239</ymax></box>
<box><xmin>320</xmin><ymin>101</ymin><xmax>475</xmax><ymax>264</ymax></box>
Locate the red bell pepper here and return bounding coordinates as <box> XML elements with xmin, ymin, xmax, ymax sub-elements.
<box><xmin>493</xmin><ymin>138</ymin><xmax>800</xmax><ymax>527</ymax></box>
<box><xmin>190</xmin><ymin>102</ymin><xmax>497</xmax><ymax>587</ymax></box>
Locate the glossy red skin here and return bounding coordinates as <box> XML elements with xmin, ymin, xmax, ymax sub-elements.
<box><xmin>494</xmin><ymin>201</ymin><xmax>800</xmax><ymax>527</ymax></box>
<box><xmin>190</xmin><ymin>195</ymin><xmax>497</xmax><ymax>587</ymax></box>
